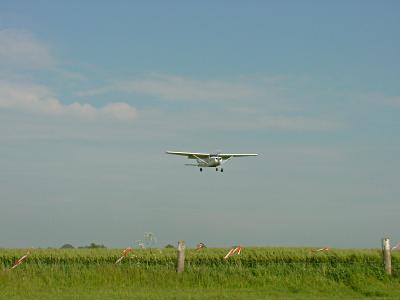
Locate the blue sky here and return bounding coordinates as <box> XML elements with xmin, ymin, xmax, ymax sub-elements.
<box><xmin>0</xmin><ymin>1</ymin><xmax>399</xmax><ymax>248</ymax></box>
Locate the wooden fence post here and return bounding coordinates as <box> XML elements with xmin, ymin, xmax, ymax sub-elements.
<box><xmin>382</xmin><ymin>238</ymin><xmax>392</xmax><ymax>275</ymax></box>
<box><xmin>177</xmin><ymin>240</ymin><xmax>186</xmax><ymax>273</ymax></box>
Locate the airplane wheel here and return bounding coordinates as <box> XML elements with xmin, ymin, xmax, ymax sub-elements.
<box><xmin>221</xmin><ymin>168</ymin><xmax>224</xmax><ymax>172</ymax></box>
<box><xmin>216</xmin><ymin>168</ymin><xmax>218</xmax><ymax>171</ymax></box>
<box><xmin>200</xmin><ymin>168</ymin><xmax>203</xmax><ymax>172</ymax></box>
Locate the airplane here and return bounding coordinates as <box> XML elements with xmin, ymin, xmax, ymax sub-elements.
<box><xmin>166</xmin><ymin>151</ymin><xmax>258</xmax><ymax>172</ymax></box>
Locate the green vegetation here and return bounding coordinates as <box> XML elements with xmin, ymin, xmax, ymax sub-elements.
<box><xmin>1</xmin><ymin>248</ymin><xmax>399</xmax><ymax>299</ymax></box>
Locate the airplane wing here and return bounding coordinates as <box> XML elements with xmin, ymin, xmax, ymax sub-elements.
<box><xmin>219</xmin><ymin>153</ymin><xmax>258</xmax><ymax>159</ymax></box>
<box><xmin>166</xmin><ymin>151</ymin><xmax>210</xmax><ymax>159</ymax></box>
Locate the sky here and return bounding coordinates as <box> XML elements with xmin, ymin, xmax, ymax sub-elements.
<box><xmin>0</xmin><ymin>1</ymin><xmax>399</xmax><ymax>249</ymax></box>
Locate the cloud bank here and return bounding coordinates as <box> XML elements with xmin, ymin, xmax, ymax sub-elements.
<box><xmin>0</xmin><ymin>29</ymin><xmax>136</xmax><ymax>121</ymax></box>
<box><xmin>80</xmin><ymin>74</ymin><xmax>262</xmax><ymax>101</ymax></box>
<box><xmin>78</xmin><ymin>73</ymin><xmax>345</xmax><ymax>130</ymax></box>
<box><xmin>370</xmin><ymin>94</ymin><xmax>400</xmax><ymax>107</ymax></box>
<box><xmin>229</xmin><ymin>115</ymin><xmax>342</xmax><ymax>131</ymax></box>
<box><xmin>0</xmin><ymin>81</ymin><xmax>137</xmax><ymax>121</ymax></box>
<box><xmin>0</xmin><ymin>29</ymin><xmax>55</xmax><ymax>69</ymax></box>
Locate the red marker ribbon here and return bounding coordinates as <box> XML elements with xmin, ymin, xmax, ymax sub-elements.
<box><xmin>115</xmin><ymin>247</ymin><xmax>133</xmax><ymax>264</ymax></box>
<box><xmin>224</xmin><ymin>245</ymin><xmax>242</xmax><ymax>259</ymax></box>
<box><xmin>10</xmin><ymin>251</ymin><xmax>31</xmax><ymax>270</ymax></box>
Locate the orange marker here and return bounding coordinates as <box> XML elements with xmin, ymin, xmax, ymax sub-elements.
<box><xmin>10</xmin><ymin>251</ymin><xmax>31</xmax><ymax>270</ymax></box>
<box><xmin>115</xmin><ymin>247</ymin><xmax>133</xmax><ymax>264</ymax></box>
<box><xmin>224</xmin><ymin>245</ymin><xmax>242</xmax><ymax>259</ymax></box>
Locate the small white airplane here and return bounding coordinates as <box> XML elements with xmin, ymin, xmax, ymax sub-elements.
<box><xmin>166</xmin><ymin>151</ymin><xmax>258</xmax><ymax>172</ymax></box>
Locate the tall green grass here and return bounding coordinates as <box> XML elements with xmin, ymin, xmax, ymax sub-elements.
<box><xmin>1</xmin><ymin>248</ymin><xmax>399</xmax><ymax>299</ymax></box>
<box><xmin>1</xmin><ymin>247</ymin><xmax>399</xmax><ymax>268</ymax></box>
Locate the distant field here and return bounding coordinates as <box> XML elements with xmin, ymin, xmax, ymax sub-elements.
<box><xmin>1</xmin><ymin>248</ymin><xmax>400</xmax><ymax>299</ymax></box>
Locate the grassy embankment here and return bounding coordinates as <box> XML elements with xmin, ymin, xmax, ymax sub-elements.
<box><xmin>1</xmin><ymin>248</ymin><xmax>399</xmax><ymax>299</ymax></box>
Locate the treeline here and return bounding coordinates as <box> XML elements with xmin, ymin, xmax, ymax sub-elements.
<box><xmin>61</xmin><ymin>243</ymin><xmax>106</xmax><ymax>249</ymax></box>
<box><xmin>60</xmin><ymin>243</ymin><xmax>176</xmax><ymax>249</ymax></box>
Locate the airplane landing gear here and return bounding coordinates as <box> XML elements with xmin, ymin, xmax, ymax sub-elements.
<box><xmin>200</xmin><ymin>168</ymin><xmax>203</xmax><ymax>172</ymax></box>
<box><xmin>221</xmin><ymin>168</ymin><xmax>224</xmax><ymax>172</ymax></box>
<box><xmin>216</xmin><ymin>168</ymin><xmax>219</xmax><ymax>171</ymax></box>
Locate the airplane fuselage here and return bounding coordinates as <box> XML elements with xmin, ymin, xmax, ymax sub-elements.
<box><xmin>197</xmin><ymin>156</ymin><xmax>222</xmax><ymax>167</ymax></box>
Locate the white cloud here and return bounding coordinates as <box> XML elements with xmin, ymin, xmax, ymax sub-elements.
<box><xmin>356</xmin><ymin>93</ymin><xmax>400</xmax><ymax>109</ymax></box>
<box><xmin>0</xmin><ymin>29</ymin><xmax>55</xmax><ymax>69</ymax></box>
<box><xmin>201</xmin><ymin>115</ymin><xmax>342</xmax><ymax>131</ymax></box>
<box><xmin>79</xmin><ymin>74</ymin><xmax>263</xmax><ymax>101</ymax></box>
<box><xmin>258</xmin><ymin>116</ymin><xmax>342</xmax><ymax>131</ymax></box>
<box><xmin>0</xmin><ymin>29</ymin><xmax>136</xmax><ymax>122</ymax></box>
<box><xmin>77</xmin><ymin>73</ymin><xmax>344</xmax><ymax>131</ymax></box>
<box><xmin>59</xmin><ymin>70</ymin><xmax>87</xmax><ymax>82</ymax></box>
<box><xmin>374</xmin><ymin>95</ymin><xmax>400</xmax><ymax>107</ymax></box>
<box><xmin>0</xmin><ymin>81</ymin><xmax>137</xmax><ymax>121</ymax></box>
<box><xmin>100</xmin><ymin>102</ymin><xmax>138</xmax><ymax>121</ymax></box>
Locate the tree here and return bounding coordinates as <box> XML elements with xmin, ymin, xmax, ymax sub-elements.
<box><xmin>88</xmin><ymin>242</ymin><xmax>105</xmax><ymax>249</ymax></box>
<box><xmin>78</xmin><ymin>242</ymin><xmax>106</xmax><ymax>249</ymax></box>
<box><xmin>60</xmin><ymin>244</ymin><xmax>74</xmax><ymax>249</ymax></box>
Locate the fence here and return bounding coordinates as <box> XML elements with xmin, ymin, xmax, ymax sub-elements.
<box><xmin>1</xmin><ymin>239</ymin><xmax>399</xmax><ymax>276</ymax></box>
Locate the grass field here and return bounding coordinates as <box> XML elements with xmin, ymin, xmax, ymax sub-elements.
<box><xmin>1</xmin><ymin>248</ymin><xmax>400</xmax><ymax>299</ymax></box>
